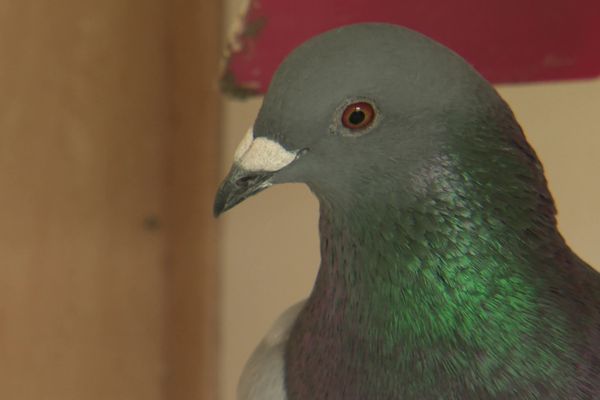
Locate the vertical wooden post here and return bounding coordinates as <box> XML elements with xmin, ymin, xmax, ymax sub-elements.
<box><xmin>165</xmin><ymin>0</ymin><xmax>222</xmax><ymax>399</ymax></box>
<box><xmin>0</xmin><ymin>2</ymin><xmax>168</xmax><ymax>399</ymax></box>
<box><xmin>0</xmin><ymin>1</ymin><xmax>222</xmax><ymax>399</ymax></box>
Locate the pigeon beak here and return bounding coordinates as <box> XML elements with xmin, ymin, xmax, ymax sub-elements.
<box><xmin>213</xmin><ymin>165</ymin><xmax>274</xmax><ymax>216</ymax></box>
<box><xmin>213</xmin><ymin>127</ymin><xmax>303</xmax><ymax>217</ymax></box>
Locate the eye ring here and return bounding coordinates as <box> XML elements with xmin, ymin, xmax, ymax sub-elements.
<box><xmin>341</xmin><ymin>102</ymin><xmax>376</xmax><ymax>130</ymax></box>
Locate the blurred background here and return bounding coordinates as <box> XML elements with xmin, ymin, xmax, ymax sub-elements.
<box><xmin>0</xmin><ymin>1</ymin><xmax>598</xmax><ymax>400</ymax></box>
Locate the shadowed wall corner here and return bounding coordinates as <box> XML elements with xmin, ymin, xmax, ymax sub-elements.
<box><xmin>164</xmin><ymin>0</ymin><xmax>222</xmax><ymax>399</ymax></box>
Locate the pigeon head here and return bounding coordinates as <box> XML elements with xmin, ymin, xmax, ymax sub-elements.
<box><xmin>215</xmin><ymin>23</ymin><xmax>541</xmax><ymax>217</ymax></box>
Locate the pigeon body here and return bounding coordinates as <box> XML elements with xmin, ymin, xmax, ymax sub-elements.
<box><xmin>216</xmin><ymin>23</ymin><xmax>600</xmax><ymax>400</ymax></box>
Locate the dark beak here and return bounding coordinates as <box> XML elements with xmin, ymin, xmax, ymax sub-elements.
<box><xmin>213</xmin><ymin>164</ymin><xmax>274</xmax><ymax>217</ymax></box>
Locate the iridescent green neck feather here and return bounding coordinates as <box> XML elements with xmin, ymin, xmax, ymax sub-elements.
<box><xmin>285</xmin><ymin>118</ymin><xmax>594</xmax><ymax>399</ymax></box>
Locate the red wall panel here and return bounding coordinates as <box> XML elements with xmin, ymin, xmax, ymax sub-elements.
<box><xmin>224</xmin><ymin>0</ymin><xmax>600</xmax><ymax>95</ymax></box>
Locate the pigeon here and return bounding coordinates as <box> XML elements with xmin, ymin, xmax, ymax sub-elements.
<box><xmin>214</xmin><ymin>23</ymin><xmax>600</xmax><ymax>400</ymax></box>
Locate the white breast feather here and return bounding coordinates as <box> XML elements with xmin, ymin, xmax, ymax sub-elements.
<box><xmin>237</xmin><ymin>301</ymin><xmax>306</xmax><ymax>400</ymax></box>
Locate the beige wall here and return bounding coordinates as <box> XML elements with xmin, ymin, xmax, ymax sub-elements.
<box><xmin>218</xmin><ymin>7</ymin><xmax>600</xmax><ymax>398</ymax></box>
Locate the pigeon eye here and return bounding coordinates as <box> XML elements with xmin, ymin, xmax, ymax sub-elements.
<box><xmin>341</xmin><ymin>102</ymin><xmax>375</xmax><ymax>130</ymax></box>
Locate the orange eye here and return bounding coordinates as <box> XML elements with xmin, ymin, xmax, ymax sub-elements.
<box><xmin>341</xmin><ymin>102</ymin><xmax>375</xmax><ymax>130</ymax></box>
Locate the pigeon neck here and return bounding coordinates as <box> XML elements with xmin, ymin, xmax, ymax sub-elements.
<box><xmin>286</xmin><ymin>188</ymin><xmax>576</xmax><ymax>398</ymax></box>
<box><xmin>310</xmin><ymin>197</ymin><xmax>554</xmax><ymax>336</ymax></box>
